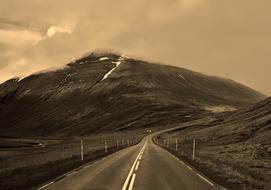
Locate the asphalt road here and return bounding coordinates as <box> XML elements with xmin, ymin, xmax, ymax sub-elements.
<box><xmin>43</xmin><ymin>134</ymin><xmax>217</xmax><ymax>190</ymax></box>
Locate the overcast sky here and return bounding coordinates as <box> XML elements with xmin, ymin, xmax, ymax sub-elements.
<box><xmin>0</xmin><ymin>0</ymin><xmax>270</xmax><ymax>95</ymax></box>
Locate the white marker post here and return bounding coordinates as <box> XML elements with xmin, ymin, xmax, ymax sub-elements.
<box><xmin>81</xmin><ymin>139</ymin><xmax>84</xmax><ymax>161</ymax></box>
<box><xmin>105</xmin><ymin>140</ymin><xmax>108</xmax><ymax>153</ymax></box>
<box><xmin>192</xmin><ymin>138</ymin><xmax>196</xmax><ymax>161</ymax></box>
<box><xmin>175</xmin><ymin>139</ymin><xmax>178</xmax><ymax>151</ymax></box>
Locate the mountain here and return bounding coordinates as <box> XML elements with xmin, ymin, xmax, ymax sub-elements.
<box><xmin>0</xmin><ymin>51</ymin><xmax>266</xmax><ymax>137</ymax></box>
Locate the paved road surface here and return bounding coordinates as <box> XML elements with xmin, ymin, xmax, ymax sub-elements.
<box><xmin>43</xmin><ymin>134</ymin><xmax>217</xmax><ymax>190</ymax></box>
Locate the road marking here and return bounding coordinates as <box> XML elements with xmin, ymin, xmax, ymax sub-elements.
<box><xmin>38</xmin><ymin>181</ymin><xmax>55</xmax><ymax>190</ymax></box>
<box><xmin>157</xmin><ymin>144</ymin><xmax>216</xmax><ymax>187</ymax></box>
<box><xmin>128</xmin><ymin>174</ymin><xmax>136</xmax><ymax>190</ymax></box>
<box><xmin>65</xmin><ymin>173</ymin><xmax>73</xmax><ymax>177</ymax></box>
<box><xmin>135</xmin><ymin>161</ymin><xmax>140</xmax><ymax>171</ymax></box>
<box><xmin>65</xmin><ymin>172</ymin><xmax>75</xmax><ymax>177</ymax></box>
<box><xmin>121</xmin><ymin>151</ymin><xmax>141</xmax><ymax>190</ymax></box>
<box><xmin>37</xmin><ymin>142</ymin><xmax>134</xmax><ymax>190</ymax></box>
<box><xmin>122</xmin><ymin>142</ymin><xmax>146</xmax><ymax>190</ymax></box>
<box><xmin>186</xmin><ymin>165</ymin><xmax>193</xmax><ymax>171</ymax></box>
<box><xmin>196</xmin><ymin>174</ymin><xmax>215</xmax><ymax>186</ymax></box>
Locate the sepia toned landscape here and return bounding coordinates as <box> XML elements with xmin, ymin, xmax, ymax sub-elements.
<box><xmin>0</xmin><ymin>1</ymin><xmax>270</xmax><ymax>190</ymax></box>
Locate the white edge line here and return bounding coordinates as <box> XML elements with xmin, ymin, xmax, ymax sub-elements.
<box><xmin>128</xmin><ymin>174</ymin><xmax>136</xmax><ymax>190</ymax></box>
<box><xmin>196</xmin><ymin>173</ymin><xmax>215</xmax><ymax>186</ymax></box>
<box><xmin>158</xmin><ymin>145</ymin><xmax>215</xmax><ymax>187</ymax></box>
<box><xmin>38</xmin><ymin>181</ymin><xmax>55</xmax><ymax>190</ymax></box>
<box><xmin>186</xmin><ymin>165</ymin><xmax>193</xmax><ymax>171</ymax></box>
<box><xmin>65</xmin><ymin>173</ymin><xmax>74</xmax><ymax>177</ymax></box>
<box><xmin>37</xmin><ymin>143</ymin><xmax>134</xmax><ymax>190</ymax></box>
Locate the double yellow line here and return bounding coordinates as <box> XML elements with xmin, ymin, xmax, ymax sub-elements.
<box><xmin>121</xmin><ymin>141</ymin><xmax>147</xmax><ymax>190</ymax></box>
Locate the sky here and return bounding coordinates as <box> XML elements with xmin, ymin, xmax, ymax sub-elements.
<box><xmin>0</xmin><ymin>0</ymin><xmax>270</xmax><ymax>95</ymax></box>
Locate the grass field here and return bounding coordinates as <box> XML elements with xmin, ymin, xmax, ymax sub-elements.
<box><xmin>0</xmin><ymin>129</ymin><xmax>147</xmax><ymax>190</ymax></box>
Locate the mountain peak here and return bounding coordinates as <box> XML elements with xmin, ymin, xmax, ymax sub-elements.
<box><xmin>89</xmin><ymin>49</ymin><xmax>122</xmax><ymax>57</ymax></box>
<box><xmin>68</xmin><ymin>49</ymin><xmax>124</xmax><ymax>65</ymax></box>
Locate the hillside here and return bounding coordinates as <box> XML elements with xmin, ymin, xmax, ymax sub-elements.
<box><xmin>0</xmin><ymin>51</ymin><xmax>266</xmax><ymax>137</ymax></box>
<box><xmin>160</xmin><ymin>97</ymin><xmax>271</xmax><ymax>189</ymax></box>
<box><xmin>192</xmin><ymin>96</ymin><xmax>271</xmax><ymax>145</ymax></box>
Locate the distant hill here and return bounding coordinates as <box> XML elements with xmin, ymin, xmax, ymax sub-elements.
<box><xmin>213</xmin><ymin>96</ymin><xmax>271</xmax><ymax>145</ymax></box>
<box><xmin>181</xmin><ymin>96</ymin><xmax>271</xmax><ymax>145</ymax></box>
<box><xmin>0</xmin><ymin>51</ymin><xmax>266</xmax><ymax>137</ymax></box>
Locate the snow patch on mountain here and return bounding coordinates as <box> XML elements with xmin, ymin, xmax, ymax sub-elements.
<box><xmin>178</xmin><ymin>74</ymin><xmax>186</xmax><ymax>81</ymax></box>
<box><xmin>101</xmin><ymin>57</ymin><xmax>124</xmax><ymax>81</ymax></box>
<box><xmin>99</xmin><ymin>57</ymin><xmax>109</xmax><ymax>61</ymax></box>
<box><xmin>18</xmin><ymin>76</ymin><xmax>26</xmax><ymax>82</ymax></box>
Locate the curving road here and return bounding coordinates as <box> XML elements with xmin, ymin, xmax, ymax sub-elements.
<box><xmin>42</xmin><ymin>134</ymin><xmax>217</xmax><ymax>190</ymax></box>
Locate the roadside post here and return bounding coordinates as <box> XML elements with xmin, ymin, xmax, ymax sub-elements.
<box><xmin>105</xmin><ymin>140</ymin><xmax>108</xmax><ymax>153</ymax></box>
<box><xmin>192</xmin><ymin>138</ymin><xmax>196</xmax><ymax>161</ymax></box>
<box><xmin>81</xmin><ymin>139</ymin><xmax>84</xmax><ymax>161</ymax></box>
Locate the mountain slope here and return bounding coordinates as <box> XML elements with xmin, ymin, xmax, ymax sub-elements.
<box><xmin>0</xmin><ymin>52</ymin><xmax>266</xmax><ymax>137</ymax></box>
<box><xmin>177</xmin><ymin>96</ymin><xmax>271</xmax><ymax>147</ymax></box>
<box><xmin>211</xmin><ymin>96</ymin><xmax>271</xmax><ymax>145</ymax></box>
<box><xmin>161</xmin><ymin>96</ymin><xmax>271</xmax><ymax>189</ymax></box>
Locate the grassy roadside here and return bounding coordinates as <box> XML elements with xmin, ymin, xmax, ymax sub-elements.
<box><xmin>0</xmin><ymin>132</ymin><xmax>145</xmax><ymax>190</ymax></box>
<box><xmin>153</xmin><ymin>137</ymin><xmax>229</xmax><ymax>189</ymax></box>
<box><xmin>1</xmin><ymin>142</ymin><xmax>143</xmax><ymax>190</ymax></box>
<box><xmin>154</xmin><ymin>131</ymin><xmax>271</xmax><ymax>190</ymax></box>
<box><xmin>0</xmin><ymin>146</ymin><xmax>123</xmax><ymax>190</ymax></box>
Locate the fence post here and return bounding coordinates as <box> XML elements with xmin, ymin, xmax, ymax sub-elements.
<box><xmin>62</xmin><ymin>146</ymin><xmax>65</xmax><ymax>159</ymax></box>
<box><xmin>117</xmin><ymin>140</ymin><xmax>119</xmax><ymax>149</ymax></box>
<box><xmin>81</xmin><ymin>139</ymin><xmax>84</xmax><ymax>161</ymax></box>
<box><xmin>105</xmin><ymin>140</ymin><xmax>108</xmax><ymax>153</ymax></box>
<box><xmin>192</xmin><ymin>138</ymin><xmax>196</xmax><ymax>161</ymax></box>
<box><xmin>175</xmin><ymin>139</ymin><xmax>178</xmax><ymax>151</ymax></box>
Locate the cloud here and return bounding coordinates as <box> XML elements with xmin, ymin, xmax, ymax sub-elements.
<box><xmin>0</xmin><ymin>29</ymin><xmax>43</xmax><ymax>47</ymax></box>
<box><xmin>46</xmin><ymin>26</ymin><xmax>72</xmax><ymax>37</ymax></box>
